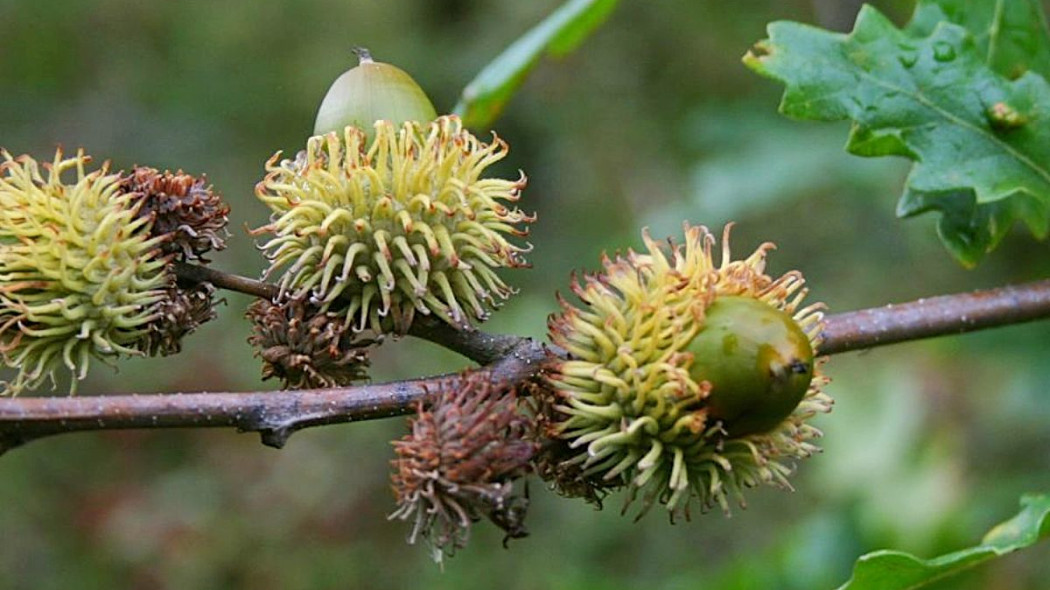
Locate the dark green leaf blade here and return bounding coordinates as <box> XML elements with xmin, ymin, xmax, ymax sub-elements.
<box><xmin>453</xmin><ymin>0</ymin><xmax>618</xmax><ymax>130</ymax></box>
<box><xmin>744</xmin><ymin>4</ymin><xmax>1050</xmax><ymax>266</ymax></box>
<box><xmin>837</xmin><ymin>495</ymin><xmax>1050</xmax><ymax>590</ymax></box>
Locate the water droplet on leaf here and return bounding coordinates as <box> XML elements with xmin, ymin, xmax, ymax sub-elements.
<box><xmin>933</xmin><ymin>41</ymin><xmax>956</xmax><ymax>62</ymax></box>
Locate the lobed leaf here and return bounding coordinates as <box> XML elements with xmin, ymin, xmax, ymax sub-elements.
<box><xmin>837</xmin><ymin>494</ymin><xmax>1050</xmax><ymax>590</ymax></box>
<box><xmin>452</xmin><ymin>0</ymin><xmax>618</xmax><ymax>130</ymax></box>
<box><xmin>744</xmin><ymin>1</ymin><xmax>1050</xmax><ymax>266</ymax></box>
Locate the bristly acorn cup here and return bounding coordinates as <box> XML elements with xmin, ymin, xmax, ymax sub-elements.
<box><xmin>0</xmin><ymin>150</ymin><xmax>228</xmax><ymax>394</ymax></box>
<box><xmin>540</xmin><ymin>224</ymin><xmax>832</xmax><ymax>518</ymax></box>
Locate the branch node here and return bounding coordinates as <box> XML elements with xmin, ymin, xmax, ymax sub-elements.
<box><xmin>259</xmin><ymin>426</ymin><xmax>294</xmax><ymax>449</ymax></box>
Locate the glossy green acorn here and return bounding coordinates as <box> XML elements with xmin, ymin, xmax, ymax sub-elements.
<box><xmin>689</xmin><ymin>296</ymin><xmax>814</xmax><ymax>436</ymax></box>
<box><xmin>314</xmin><ymin>48</ymin><xmax>438</xmax><ymax>137</ymax></box>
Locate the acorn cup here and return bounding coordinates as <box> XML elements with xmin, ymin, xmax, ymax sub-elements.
<box><xmin>0</xmin><ymin>150</ymin><xmax>228</xmax><ymax>395</ymax></box>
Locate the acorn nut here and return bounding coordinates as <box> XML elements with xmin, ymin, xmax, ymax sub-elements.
<box><xmin>314</xmin><ymin>47</ymin><xmax>438</xmax><ymax>137</ymax></box>
<box><xmin>688</xmin><ymin>295</ymin><xmax>815</xmax><ymax>436</ymax></box>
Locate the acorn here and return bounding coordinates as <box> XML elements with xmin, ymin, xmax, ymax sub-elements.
<box><xmin>688</xmin><ymin>295</ymin><xmax>815</xmax><ymax>436</ymax></box>
<box><xmin>255</xmin><ymin>49</ymin><xmax>532</xmax><ymax>336</ymax></box>
<box><xmin>314</xmin><ymin>47</ymin><xmax>438</xmax><ymax>137</ymax></box>
<box><xmin>544</xmin><ymin>224</ymin><xmax>832</xmax><ymax>517</ymax></box>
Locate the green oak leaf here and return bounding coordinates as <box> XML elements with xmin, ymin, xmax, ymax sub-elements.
<box><xmin>745</xmin><ymin>3</ymin><xmax>1050</xmax><ymax>266</ymax></box>
<box><xmin>453</xmin><ymin>0</ymin><xmax>618</xmax><ymax>130</ymax></box>
<box><xmin>837</xmin><ymin>494</ymin><xmax>1050</xmax><ymax>590</ymax></box>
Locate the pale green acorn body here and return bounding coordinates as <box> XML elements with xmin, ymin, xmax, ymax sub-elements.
<box><xmin>314</xmin><ymin>48</ymin><xmax>438</xmax><ymax>137</ymax></box>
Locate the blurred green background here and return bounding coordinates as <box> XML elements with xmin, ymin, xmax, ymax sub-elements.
<box><xmin>1</xmin><ymin>0</ymin><xmax>1049</xmax><ymax>588</ymax></box>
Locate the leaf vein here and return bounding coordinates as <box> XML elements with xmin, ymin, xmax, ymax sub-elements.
<box><xmin>853</xmin><ymin>67</ymin><xmax>1050</xmax><ymax>188</ymax></box>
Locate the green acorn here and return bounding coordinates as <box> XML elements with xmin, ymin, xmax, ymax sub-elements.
<box><xmin>314</xmin><ymin>48</ymin><xmax>438</xmax><ymax>137</ymax></box>
<box><xmin>543</xmin><ymin>224</ymin><xmax>832</xmax><ymax>517</ymax></box>
<box><xmin>688</xmin><ymin>295</ymin><xmax>815</xmax><ymax>436</ymax></box>
<box><xmin>255</xmin><ymin>49</ymin><xmax>532</xmax><ymax>336</ymax></box>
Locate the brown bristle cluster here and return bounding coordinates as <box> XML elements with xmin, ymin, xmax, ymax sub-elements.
<box><xmin>120</xmin><ymin>166</ymin><xmax>230</xmax><ymax>359</ymax></box>
<box><xmin>139</xmin><ymin>283</ymin><xmax>218</xmax><ymax>357</ymax></box>
<box><xmin>122</xmin><ymin>167</ymin><xmax>230</xmax><ymax>262</ymax></box>
<box><xmin>390</xmin><ymin>371</ymin><xmax>538</xmax><ymax>563</ymax></box>
<box><xmin>246</xmin><ymin>296</ymin><xmax>375</xmax><ymax>389</ymax></box>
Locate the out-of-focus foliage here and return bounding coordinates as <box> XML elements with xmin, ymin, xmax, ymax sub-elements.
<box><xmin>453</xmin><ymin>0</ymin><xmax>619</xmax><ymax>129</ymax></box>
<box><xmin>0</xmin><ymin>1</ymin><xmax>1048</xmax><ymax>589</ymax></box>
<box><xmin>839</xmin><ymin>495</ymin><xmax>1050</xmax><ymax>589</ymax></box>
<box><xmin>746</xmin><ymin>0</ymin><xmax>1050</xmax><ymax>266</ymax></box>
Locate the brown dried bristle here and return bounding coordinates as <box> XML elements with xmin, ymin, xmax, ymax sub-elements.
<box><xmin>390</xmin><ymin>371</ymin><xmax>538</xmax><ymax>563</ymax></box>
<box><xmin>139</xmin><ymin>282</ymin><xmax>218</xmax><ymax>357</ymax></box>
<box><xmin>246</xmin><ymin>295</ymin><xmax>376</xmax><ymax>389</ymax></box>
<box><xmin>122</xmin><ymin>167</ymin><xmax>230</xmax><ymax>262</ymax></box>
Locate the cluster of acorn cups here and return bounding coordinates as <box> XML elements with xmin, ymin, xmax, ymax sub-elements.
<box><xmin>0</xmin><ymin>49</ymin><xmax>830</xmax><ymax>562</ymax></box>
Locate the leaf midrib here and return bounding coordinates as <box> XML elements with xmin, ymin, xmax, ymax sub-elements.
<box><xmin>987</xmin><ymin>0</ymin><xmax>1006</xmax><ymax>66</ymax></box>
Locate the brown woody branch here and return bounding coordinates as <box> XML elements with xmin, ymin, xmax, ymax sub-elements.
<box><xmin>0</xmin><ymin>269</ymin><xmax>1047</xmax><ymax>454</ymax></box>
<box><xmin>818</xmin><ymin>278</ymin><xmax>1050</xmax><ymax>354</ymax></box>
<box><xmin>0</xmin><ymin>333</ymin><xmax>544</xmax><ymax>453</ymax></box>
